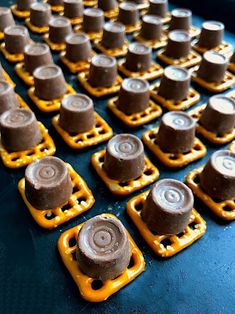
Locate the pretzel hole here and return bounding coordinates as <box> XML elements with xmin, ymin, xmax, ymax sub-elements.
<box><xmin>135</xmin><ymin>201</ymin><xmax>144</xmax><ymax>212</ymax></box>
<box><xmin>127</xmin><ymin>255</ymin><xmax>135</xmax><ymax>269</ymax></box>
<box><xmin>160</xmin><ymin>238</ymin><xmax>172</xmax><ymax>248</ymax></box>
<box><xmin>193</xmin><ymin>144</ymin><xmax>202</xmax><ymax>151</ymax></box>
<box><xmin>10</xmin><ymin>156</ymin><xmax>20</xmax><ymax>161</ymax></box>
<box><xmin>177</xmin><ymin>231</ymin><xmax>185</xmax><ymax>238</ymax></box>
<box><xmin>169</xmin><ymin>154</ymin><xmax>179</xmax><ymax>160</ymax></box>
<box><xmin>91</xmin><ymin>280</ymin><xmax>103</xmax><ymax>290</ymax></box>
<box><xmin>192</xmin><ymin>173</ymin><xmax>200</xmax><ymax>184</ymax></box>
<box><xmin>223</xmin><ymin>205</ymin><xmax>234</xmax><ymax>212</ymax></box>
<box><xmin>189</xmin><ymin>221</ymin><xmax>198</xmax><ymax>230</ymax></box>
<box><xmin>45</xmin><ymin>211</ymin><xmax>56</xmax><ymax>220</ymax></box>
<box><xmin>77</xmin><ymin>197</ymin><xmax>87</xmax><ymax>204</ymax></box>
<box><xmin>72</xmin><ymin>251</ymin><xmax>77</xmax><ymax>261</ymax></box>
<box><xmin>75</xmin><ymin>139</ymin><xmax>83</xmax><ymax>143</ymax></box>
<box><xmin>149</xmin><ymin>132</ymin><xmax>156</xmax><ymax>140</ymax></box>
<box><xmin>99</xmin><ymin>156</ymin><xmax>105</xmax><ymax>163</ymax></box>
<box><xmin>119</xmin><ymin>181</ymin><xmax>128</xmax><ymax>187</ymax></box>
<box><xmin>87</xmin><ymin>133</ymin><xmax>95</xmax><ymax>139</ymax></box>
<box><xmin>61</xmin><ymin>203</ymin><xmax>71</xmax><ymax>212</ymax></box>
<box><xmin>98</xmin><ymin>129</ymin><xmax>106</xmax><ymax>135</ymax></box>
<box><xmin>191</xmin><ymin>114</ymin><xmax>199</xmax><ymax>119</ymax></box>
<box><xmin>144</xmin><ymin>168</ymin><xmax>154</xmax><ymax>176</ymax></box>
<box><xmin>73</xmin><ymin>185</ymin><xmax>80</xmax><ymax>193</ymax></box>
<box><xmin>69</xmin><ymin>237</ymin><xmax>77</xmax><ymax>248</ymax></box>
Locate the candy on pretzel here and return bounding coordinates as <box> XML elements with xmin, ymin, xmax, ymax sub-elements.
<box><xmin>94</xmin><ymin>39</ymin><xmax>128</xmax><ymax>58</ymax></box>
<box><xmin>157</xmin><ymin>48</ymin><xmax>201</xmax><ymax>68</ymax></box>
<box><xmin>25</xmin><ymin>18</ymin><xmax>49</xmax><ymax>34</ymax></box>
<box><xmin>10</xmin><ymin>5</ymin><xmax>30</xmax><ymax>18</ymax></box>
<box><xmin>0</xmin><ymin>42</ymin><xmax>24</xmax><ymax>62</ymax></box>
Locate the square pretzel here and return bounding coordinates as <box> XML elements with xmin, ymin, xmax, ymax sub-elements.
<box><xmin>118</xmin><ymin>59</ymin><xmax>163</xmax><ymax>81</ymax></box>
<box><xmin>0</xmin><ymin>122</ymin><xmax>56</xmax><ymax>169</ymax></box>
<box><xmin>60</xmin><ymin>51</ymin><xmax>94</xmax><ymax>73</ymax></box>
<box><xmin>18</xmin><ymin>163</ymin><xmax>95</xmax><ymax>229</ymax></box>
<box><xmin>186</xmin><ymin>166</ymin><xmax>235</xmax><ymax>220</ymax></box>
<box><xmin>126</xmin><ymin>190</ymin><xmax>206</xmax><ymax>257</ymax></box>
<box><xmin>189</xmin><ymin>104</ymin><xmax>235</xmax><ymax>144</ymax></box>
<box><xmin>77</xmin><ymin>71</ymin><xmax>122</xmax><ymax>97</ymax></box>
<box><xmin>157</xmin><ymin>48</ymin><xmax>201</xmax><ymax>68</ymax></box>
<box><xmin>228</xmin><ymin>141</ymin><xmax>235</xmax><ymax>152</ymax></box>
<box><xmin>93</xmin><ymin>39</ymin><xmax>129</xmax><ymax>57</ymax></box>
<box><xmin>107</xmin><ymin>96</ymin><xmax>162</xmax><ymax>127</ymax></box>
<box><xmin>74</xmin><ymin>24</ymin><xmax>102</xmax><ymax>41</ymax></box>
<box><xmin>25</xmin><ymin>18</ymin><xmax>49</xmax><ymax>34</ymax></box>
<box><xmin>52</xmin><ymin>112</ymin><xmax>113</xmax><ymax>149</ymax></box>
<box><xmin>15</xmin><ymin>62</ymin><xmax>34</xmax><ymax>86</ymax></box>
<box><xmin>11</xmin><ymin>5</ymin><xmax>30</xmax><ymax>18</ymax></box>
<box><xmin>133</xmin><ymin>33</ymin><xmax>167</xmax><ymax>50</ymax></box>
<box><xmin>28</xmin><ymin>84</ymin><xmax>75</xmax><ymax>112</ymax></box>
<box><xmin>150</xmin><ymin>82</ymin><xmax>200</xmax><ymax>111</ymax></box>
<box><xmin>3</xmin><ymin>70</ymin><xmax>15</xmax><ymax>87</ymax></box>
<box><xmin>1</xmin><ymin>42</ymin><xmax>24</xmax><ymax>62</ymax></box>
<box><xmin>43</xmin><ymin>33</ymin><xmax>66</xmax><ymax>51</ymax></box>
<box><xmin>91</xmin><ymin>149</ymin><xmax>160</xmax><ymax>196</ymax></box>
<box><xmin>192</xmin><ymin>40</ymin><xmax>233</xmax><ymax>55</ymax></box>
<box><xmin>43</xmin><ymin>0</ymin><xmax>64</xmax><ymax>13</ymax></box>
<box><xmin>164</xmin><ymin>25</ymin><xmax>200</xmax><ymax>38</ymax></box>
<box><xmin>142</xmin><ymin>127</ymin><xmax>207</xmax><ymax>168</ymax></box>
<box><xmin>57</xmin><ymin>213</ymin><xmax>145</xmax><ymax>302</ymax></box>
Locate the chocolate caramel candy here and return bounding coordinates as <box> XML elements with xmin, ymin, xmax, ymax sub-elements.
<box><xmin>4</xmin><ymin>25</ymin><xmax>30</xmax><ymax>54</ymax></box>
<box><xmin>117</xmin><ymin>78</ymin><xmax>149</xmax><ymax>114</ymax></box>
<box><xmin>169</xmin><ymin>8</ymin><xmax>192</xmax><ymax>31</ymax></box>
<box><xmin>103</xmin><ymin>134</ymin><xmax>145</xmax><ymax>182</ymax></box>
<box><xmin>165</xmin><ymin>30</ymin><xmax>191</xmax><ymax>59</ymax></box>
<box><xmin>117</xmin><ymin>2</ymin><xmax>139</xmax><ymax>26</ymax></box>
<box><xmin>29</xmin><ymin>2</ymin><xmax>51</xmax><ymax>28</ymax></box>
<box><xmin>65</xmin><ymin>32</ymin><xmax>92</xmax><ymax>63</ymax></box>
<box><xmin>88</xmin><ymin>54</ymin><xmax>117</xmax><ymax>88</ymax></box>
<box><xmin>33</xmin><ymin>64</ymin><xmax>67</xmax><ymax>100</ymax></box>
<box><xmin>157</xmin><ymin>111</ymin><xmax>196</xmax><ymax>154</ymax></box>
<box><xmin>63</xmin><ymin>0</ymin><xmax>83</xmax><ymax>19</ymax></box>
<box><xmin>0</xmin><ymin>80</ymin><xmax>19</xmax><ymax>115</ymax></box>
<box><xmin>158</xmin><ymin>66</ymin><xmax>190</xmax><ymax>101</ymax></box>
<box><xmin>48</xmin><ymin>0</ymin><xmax>63</xmax><ymax>5</ymax></box>
<box><xmin>83</xmin><ymin>8</ymin><xmax>104</xmax><ymax>33</ymax></box>
<box><xmin>141</xmin><ymin>179</ymin><xmax>194</xmax><ymax>235</ymax></box>
<box><xmin>77</xmin><ymin>215</ymin><xmax>131</xmax><ymax>281</ymax></box>
<box><xmin>97</xmin><ymin>0</ymin><xmax>118</xmax><ymax>12</ymax></box>
<box><xmin>200</xmin><ymin>150</ymin><xmax>235</xmax><ymax>200</ymax></box>
<box><xmin>0</xmin><ymin>108</ymin><xmax>41</xmax><ymax>152</ymax></box>
<box><xmin>25</xmin><ymin>156</ymin><xmax>73</xmax><ymax>210</ymax></box>
<box><xmin>140</xmin><ymin>15</ymin><xmax>162</xmax><ymax>41</ymax></box>
<box><xmin>148</xmin><ymin>0</ymin><xmax>168</xmax><ymax>18</ymax></box>
<box><xmin>197</xmin><ymin>21</ymin><xmax>224</xmax><ymax>49</ymax></box>
<box><xmin>24</xmin><ymin>43</ymin><xmax>53</xmax><ymax>75</ymax></box>
<box><xmin>0</xmin><ymin>7</ymin><xmax>15</xmax><ymax>33</ymax></box>
<box><xmin>48</xmin><ymin>17</ymin><xmax>72</xmax><ymax>44</ymax></box>
<box><xmin>199</xmin><ymin>95</ymin><xmax>235</xmax><ymax>135</ymax></box>
<box><xmin>124</xmin><ymin>42</ymin><xmax>152</xmax><ymax>72</ymax></box>
<box><xmin>16</xmin><ymin>0</ymin><xmax>36</xmax><ymax>11</ymax></box>
<box><xmin>101</xmin><ymin>22</ymin><xmax>125</xmax><ymax>49</ymax></box>
<box><xmin>59</xmin><ymin>93</ymin><xmax>95</xmax><ymax>133</ymax></box>
<box><xmin>197</xmin><ymin>51</ymin><xmax>228</xmax><ymax>83</ymax></box>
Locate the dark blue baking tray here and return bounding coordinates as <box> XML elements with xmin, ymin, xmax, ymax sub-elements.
<box><xmin>0</xmin><ymin>1</ymin><xmax>234</xmax><ymax>313</ymax></box>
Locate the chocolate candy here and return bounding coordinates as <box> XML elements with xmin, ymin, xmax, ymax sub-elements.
<box><xmin>25</xmin><ymin>156</ymin><xmax>73</xmax><ymax>210</ymax></box>
<box><xmin>16</xmin><ymin>0</ymin><xmax>36</xmax><ymax>11</ymax></box>
<box><xmin>83</xmin><ymin>8</ymin><xmax>104</xmax><ymax>33</ymax></box>
<box><xmin>103</xmin><ymin>134</ymin><xmax>145</xmax><ymax>182</ymax></box>
<box><xmin>199</xmin><ymin>95</ymin><xmax>235</xmax><ymax>135</ymax></box>
<box><xmin>165</xmin><ymin>30</ymin><xmax>191</xmax><ymax>59</ymax></box>
<box><xmin>63</xmin><ymin>0</ymin><xmax>83</xmax><ymax>19</ymax></box>
<box><xmin>0</xmin><ymin>80</ymin><xmax>19</xmax><ymax>115</ymax></box>
<box><xmin>158</xmin><ymin>66</ymin><xmax>190</xmax><ymax>100</ymax></box>
<box><xmin>65</xmin><ymin>32</ymin><xmax>92</xmax><ymax>63</ymax></box>
<box><xmin>0</xmin><ymin>7</ymin><xmax>15</xmax><ymax>33</ymax></box>
<box><xmin>140</xmin><ymin>15</ymin><xmax>162</xmax><ymax>41</ymax></box>
<box><xmin>24</xmin><ymin>43</ymin><xmax>53</xmax><ymax>75</ymax></box>
<box><xmin>117</xmin><ymin>78</ymin><xmax>149</xmax><ymax>114</ymax></box>
<box><xmin>4</xmin><ymin>25</ymin><xmax>30</xmax><ymax>54</ymax></box>
<box><xmin>101</xmin><ymin>22</ymin><xmax>125</xmax><ymax>49</ymax></box>
<box><xmin>157</xmin><ymin>111</ymin><xmax>196</xmax><ymax>154</ymax></box>
<box><xmin>48</xmin><ymin>0</ymin><xmax>63</xmax><ymax>5</ymax></box>
<box><xmin>33</xmin><ymin>64</ymin><xmax>67</xmax><ymax>100</ymax></box>
<box><xmin>169</xmin><ymin>8</ymin><xmax>192</xmax><ymax>31</ymax></box>
<box><xmin>88</xmin><ymin>54</ymin><xmax>117</xmax><ymax>88</ymax></box>
<box><xmin>29</xmin><ymin>2</ymin><xmax>51</xmax><ymax>28</ymax></box>
<box><xmin>48</xmin><ymin>17</ymin><xmax>72</xmax><ymax>44</ymax></box>
<box><xmin>200</xmin><ymin>150</ymin><xmax>235</xmax><ymax>200</ymax></box>
<box><xmin>0</xmin><ymin>108</ymin><xmax>41</xmax><ymax>152</ymax></box>
<box><xmin>197</xmin><ymin>21</ymin><xmax>224</xmax><ymax>49</ymax></box>
<box><xmin>197</xmin><ymin>51</ymin><xmax>228</xmax><ymax>82</ymax></box>
<box><xmin>148</xmin><ymin>0</ymin><xmax>168</xmax><ymax>18</ymax></box>
<box><xmin>141</xmin><ymin>179</ymin><xmax>194</xmax><ymax>235</ymax></box>
<box><xmin>97</xmin><ymin>0</ymin><xmax>118</xmax><ymax>12</ymax></box>
<box><xmin>59</xmin><ymin>93</ymin><xmax>95</xmax><ymax>133</ymax></box>
<box><xmin>117</xmin><ymin>2</ymin><xmax>139</xmax><ymax>26</ymax></box>
<box><xmin>77</xmin><ymin>215</ymin><xmax>131</xmax><ymax>281</ymax></box>
<box><xmin>124</xmin><ymin>42</ymin><xmax>152</xmax><ymax>72</ymax></box>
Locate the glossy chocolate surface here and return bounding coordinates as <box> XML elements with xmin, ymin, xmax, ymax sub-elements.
<box><xmin>101</xmin><ymin>22</ymin><xmax>125</xmax><ymax>49</ymax></box>
<box><xmin>140</xmin><ymin>15</ymin><xmax>162</xmax><ymax>41</ymax></box>
<box><xmin>16</xmin><ymin>0</ymin><xmax>36</xmax><ymax>11</ymax></box>
<box><xmin>0</xmin><ymin>7</ymin><xmax>15</xmax><ymax>32</ymax></box>
<box><xmin>97</xmin><ymin>0</ymin><xmax>118</xmax><ymax>12</ymax></box>
<box><xmin>48</xmin><ymin>17</ymin><xmax>72</xmax><ymax>44</ymax></box>
<box><xmin>4</xmin><ymin>25</ymin><xmax>30</xmax><ymax>54</ymax></box>
<box><xmin>165</xmin><ymin>30</ymin><xmax>191</xmax><ymax>59</ymax></box>
<box><xmin>24</xmin><ymin>43</ymin><xmax>53</xmax><ymax>74</ymax></box>
<box><xmin>197</xmin><ymin>21</ymin><xmax>224</xmax><ymax>49</ymax></box>
<box><xmin>169</xmin><ymin>8</ymin><xmax>192</xmax><ymax>31</ymax></box>
<box><xmin>83</xmin><ymin>8</ymin><xmax>104</xmax><ymax>33</ymax></box>
<box><xmin>117</xmin><ymin>2</ymin><xmax>139</xmax><ymax>26</ymax></box>
<box><xmin>124</xmin><ymin>42</ymin><xmax>152</xmax><ymax>72</ymax></box>
<box><xmin>65</xmin><ymin>32</ymin><xmax>92</xmax><ymax>63</ymax></box>
<box><xmin>148</xmin><ymin>0</ymin><xmax>168</xmax><ymax>18</ymax></box>
<box><xmin>29</xmin><ymin>2</ymin><xmax>51</xmax><ymax>27</ymax></box>
<box><xmin>63</xmin><ymin>0</ymin><xmax>83</xmax><ymax>19</ymax></box>
<box><xmin>0</xmin><ymin>80</ymin><xmax>19</xmax><ymax>115</ymax></box>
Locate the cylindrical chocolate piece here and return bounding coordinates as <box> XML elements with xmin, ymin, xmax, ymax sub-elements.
<box><xmin>200</xmin><ymin>150</ymin><xmax>235</xmax><ymax>200</ymax></box>
<box><xmin>33</xmin><ymin>64</ymin><xmax>67</xmax><ymax>100</ymax></box>
<box><xmin>29</xmin><ymin>2</ymin><xmax>51</xmax><ymax>28</ymax></box>
<box><xmin>48</xmin><ymin>17</ymin><xmax>72</xmax><ymax>44</ymax></box>
<box><xmin>157</xmin><ymin>111</ymin><xmax>196</xmax><ymax>153</ymax></box>
<box><xmin>97</xmin><ymin>0</ymin><xmax>118</xmax><ymax>12</ymax></box>
<box><xmin>63</xmin><ymin>0</ymin><xmax>83</xmax><ymax>19</ymax></box>
<box><xmin>16</xmin><ymin>0</ymin><xmax>36</xmax><ymax>11</ymax></box>
<box><xmin>140</xmin><ymin>15</ymin><xmax>162</xmax><ymax>41</ymax></box>
<box><xmin>88</xmin><ymin>54</ymin><xmax>117</xmax><ymax>88</ymax></box>
<box><xmin>77</xmin><ymin>215</ymin><xmax>131</xmax><ymax>281</ymax></box>
<box><xmin>101</xmin><ymin>22</ymin><xmax>125</xmax><ymax>49</ymax></box>
<box><xmin>25</xmin><ymin>156</ymin><xmax>73</xmax><ymax>210</ymax></box>
<box><xmin>0</xmin><ymin>80</ymin><xmax>19</xmax><ymax>115</ymax></box>
<box><xmin>117</xmin><ymin>2</ymin><xmax>139</xmax><ymax>26</ymax></box>
<box><xmin>65</xmin><ymin>32</ymin><xmax>92</xmax><ymax>63</ymax></box>
<box><xmin>103</xmin><ymin>134</ymin><xmax>145</xmax><ymax>182</ymax></box>
<box><xmin>165</xmin><ymin>30</ymin><xmax>191</xmax><ymax>59</ymax></box>
<box><xmin>197</xmin><ymin>21</ymin><xmax>224</xmax><ymax>49</ymax></box>
<box><xmin>197</xmin><ymin>51</ymin><xmax>228</xmax><ymax>83</ymax></box>
<box><xmin>59</xmin><ymin>93</ymin><xmax>95</xmax><ymax>133</ymax></box>
<box><xmin>4</xmin><ymin>25</ymin><xmax>30</xmax><ymax>54</ymax></box>
<box><xmin>141</xmin><ymin>179</ymin><xmax>194</xmax><ymax>235</ymax></box>
<box><xmin>199</xmin><ymin>95</ymin><xmax>235</xmax><ymax>135</ymax></box>
<box><xmin>124</xmin><ymin>42</ymin><xmax>152</xmax><ymax>72</ymax></box>
<box><xmin>0</xmin><ymin>108</ymin><xmax>41</xmax><ymax>152</ymax></box>
<box><xmin>48</xmin><ymin>0</ymin><xmax>63</xmax><ymax>5</ymax></box>
<box><xmin>24</xmin><ymin>43</ymin><xmax>53</xmax><ymax>75</ymax></box>
<box><xmin>148</xmin><ymin>0</ymin><xmax>168</xmax><ymax>18</ymax></box>
<box><xmin>169</xmin><ymin>8</ymin><xmax>192</xmax><ymax>31</ymax></box>
<box><xmin>117</xmin><ymin>78</ymin><xmax>149</xmax><ymax>114</ymax></box>
<box><xmin>0</xmin><ymin>7</ymin><xmax>15</xmax><ymax>33</ymax></box>
<box><xmin>83</xmin><ymin>8</ymin><xmax>104</xmax><ymax>33</ymax></box>
<box><xmin>158</xmin><ymin>66</ymin><xmax>190</xmax><ymax>100</ymax></box>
